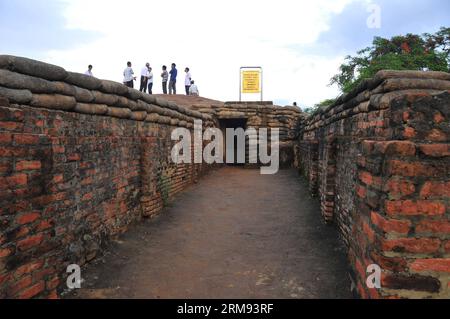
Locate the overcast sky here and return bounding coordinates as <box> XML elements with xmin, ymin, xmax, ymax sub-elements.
<box><xmin>1</xmin><ymin>0</ymin><xmax>449</xmax><ymax>106</ymax></box>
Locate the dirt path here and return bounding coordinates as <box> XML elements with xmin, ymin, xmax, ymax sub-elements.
<box><xmin>68</xmin><ymin>167</ymin><xmax>352</xmax><ymax>299</ymax></box>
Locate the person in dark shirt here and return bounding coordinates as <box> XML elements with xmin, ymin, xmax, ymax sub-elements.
<box><xmin>169</xmin><ymin>63</ymin><xmax>178</xmax><ymax>95</ymax></box>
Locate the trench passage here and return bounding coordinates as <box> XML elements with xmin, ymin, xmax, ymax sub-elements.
<box><xmin>69</xmin><ymin>167</ymin><xmax>351</xmax><ymax>299</ymax></box>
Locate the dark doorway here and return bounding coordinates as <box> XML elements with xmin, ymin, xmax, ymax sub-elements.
<box><xmin>219</xmin><ymin>118</ymin><xmax>248</xmax><ymax>166</ymax></box>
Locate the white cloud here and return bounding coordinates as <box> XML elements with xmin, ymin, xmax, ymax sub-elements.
<box><xmin>44</xmin><ymin>0</ymin><xmax>358</xmax><ymax>106</ymax></box>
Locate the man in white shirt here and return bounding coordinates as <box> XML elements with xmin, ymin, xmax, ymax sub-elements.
<box><xmin>185</xmin><ymin>67</ymin><xmax>192</xmax><ymax>95</ymax></box>
<box><xmin>189</xmin><ymin>80</ymin><xmax>199</xmax><ymax>96</ymax></box>
<box><xmin>84</xmin><ymin>65</ymin><xmax>94</xmax><ymax>77</ymax></box>
<box><xmin>123</xmin><ymin>61</ymin><xmax>136</xmax><ymax>88</ymax></box>
<box><xmin>147</xmin><ymin>67</ymin><xmax>154</xmax><ymax>95</ymax></box>
<box><xmin>140</xmin><ymin>63</ymin><xmax>150</xmax><ymax>93</ymax></box>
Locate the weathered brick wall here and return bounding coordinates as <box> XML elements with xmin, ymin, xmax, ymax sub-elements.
<box><xmin>296</xmin><ymin>70</ymin><xmax>450</xmax><ymax>298</ymax></box>
<box><xmin>0</xmin><ymin>56</ymin><xmax>216</xmax><ymax>299</ymax></box>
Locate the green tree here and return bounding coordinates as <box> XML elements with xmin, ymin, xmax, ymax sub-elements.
<box><xmin>303</xmin><ymin>98</ymin><xmax>336</xmax><ymax>115</ymax></box>
<box><xmin>331</xmin><ymin>27</ymin><xmax>450</xmax><ymax>94</ymax></box>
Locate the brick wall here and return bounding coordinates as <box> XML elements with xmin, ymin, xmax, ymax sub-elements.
<box><xmin>0</xmin><ymin>55</ymin><xmax>216</xmax><ymax>298</ymax></box>
<box><xmin>296</xmin><ymin>71</ymin><xmax>450</xmax><ymax>298</ymax></box>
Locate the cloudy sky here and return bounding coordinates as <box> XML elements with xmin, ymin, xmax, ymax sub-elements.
<box><xmin>1</xmin><ymin>0</ymin><xmax>449</xmax><ymax>107</ymax></box>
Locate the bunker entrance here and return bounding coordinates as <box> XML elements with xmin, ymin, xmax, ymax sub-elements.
<box><xmin>219</xmin><ymin>118</ymin><xmax>248</xmax><ymax>166</ymax></box>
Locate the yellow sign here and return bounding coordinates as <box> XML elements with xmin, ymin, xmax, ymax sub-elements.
<box><xmin>242</xmin><ymin>71</ymin><xmax>261</xmax><ymax>93</ymax></box>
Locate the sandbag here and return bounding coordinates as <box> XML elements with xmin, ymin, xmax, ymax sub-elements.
<box><xmin>0</xmin><ymin>55</ymin><xmax>67</xmax><ymax>81</ymax></box>
<box><xmin>374</xmin><ymin>78</ymin><xmax>450</xmax><ymax>94</ymax></box>
<box><xmin>155</xmin><ymin>97</ymin><xmax>169</xmax><ymax>108</ymax></box>
<box><xmin>74</xmin><ymin>86</ymin><xmax>94</xmax><ymax>103</ymax></box>
<box><xmin>127</xmin><ymin>87</ymin><xmax>142</xmax><ymax>101</ymax></box>
<box><xmin>374</xmin><ymin>70</ymin><xmax>450</xmax><ymax>82</ymax></box>
<box><xmin>115</xmin><ymin>96</ymin><xmax>130</xmax><ymax>109</ymax></box>
<box><xmin>100</xmin><ymin>80</ymin><xmax>128</xmax><ymax>95</ymax></box>
<box><xmin>158</xmin><ymin>116</ymin><xmax>171</xmax><ymax>125</ymax></box>
<box><xmin>74</xmin><ymin>103</ymin><xmax>108</xmax><ymax>115</ymax></box>
<box><xmin>0</xmin><ymin>86</ymin><xmax>33</xmax><ymax>104</ymax></box>
<box><xmin>130</xmin><ymin>111</ymin><xmax>147</xmax><ymax>121</ymax></box>
<box><xmin>106</xmin><ymin>107</ymin><xmax>132</xmax><ymax>119</ymax></box>
<box><xmin>65</xmin><ymin>71</ymin><xmax>102</xmax><ymax>90</ymax></box>
<box><xmin>0</xmin><ymin>96</ymin><xmax>9</xmax><ymax>107</ymax></box>
<box><xmin>0</xmin><ymin>69</ymin><xmax>55</xmax><ymax>93</ymax></box>
<box><xmin>53</xmin><ymin>81</ymin><xmax>76</xmax><ymax>96</ymax></box>
<box><xmin>93</xmin><ymin>91</ymin><xmax>119</xmax><ymax>106</ymax></box>
<box><xmin>31</xmin><ymin>94</ymin><xmax>76</xmax><ymax>111</ymax></box>
<box><xmin>167</xmin><ymin>101</ymin><xmax>179</xmax><ymax>111</ymax></box>
<box><xmin>144</xmin><ymin>104</ymin><xmax>165</xmax><ymax>115</ymax></box>
<box><xmin>141</xmin><ymin>94</ymin><xmax>157</xmax><ymax>104</ymax></box>
<box><xmin>136</xmin><ymin>100</ymin><xmax>150</xmax><ymax>112</ymax></box>
<box><xmin>145</xmin><ymin>113</ymin><xmax>160</xmax><ymax>122</ymax></box>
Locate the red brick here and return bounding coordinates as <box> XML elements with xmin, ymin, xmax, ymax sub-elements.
<box><xmin>35</xmin><ymin>120</ymin><xmax>45</xmax><ymax>128</ymax></box>
<box><xmin>416</xmin><ymin>220</ymin><xmax>450</xmax><ymax>234</ymax></box>
<box><xmin>356</xmin><ymin>185</ymin><xmax>367</xmax><ymax>198</ymax></box>
<box><xmin>67</xmin><ymin>153</ymin><xmax>81</xmax><ymax>161</ymax></box>
<box><xmin>0</xmin><ymin>122</ymin><xmax>23</xmax><ymax>131</ymax></box>
<box><xmin>14</xmin><ymin>134</ymin><xmax>39</xmax><ymax>145</ymax></box>
<box><xmin>82</xmin><ymin>192</ymin><xmax>93</xmax><ymax>201</ymax></box>
<box><xmin>411</xmin><ymin>259</ymin><xmax>450</xmax><ymax>273</ymax></box>
<box><xmin>355</xmin><ymin>258</ymin><xmax>366</xmax><ymax>281</ymax></box>
<box><xmin>371</xmin><ymin>212</ymin><xmax>411</xmax><ymax>234</ymax></box>
<box><xmin>382</xmin><ymin>238</ymin><xmax>441</xmax><ymax>254</ymax></box>
<box><xmin>0</xmin><ymin>174</ymin><xmax>28</xmax><ymax>188</ymax></box>
<box><xmin>434</xmin><ymin>112</ymin><xmax>445</xmax><ymax>124</ymax></box>
<box><xmin>35</xmin><ymin>220</ymin><xmax>53</xmax><ymax>232</ymax></box>
<box><xmin>81</xmin><ymin>177</ymin><xmax>93</xmax><ymax>186</ymax></box>
<box><xmin>362</xmin><ymin>221</ymin><xmax>376</xmax><ymax>243</ymax></box>
<box><xmin>419</xmin><ymin>144</ymin><xmax>450</xmax><ymax>158</ymax></box>
<box><xmin>0</xmin><ymin>162</ymin><xmax>11</xmax><ymax>174</ymax></box>
<box><xmin>359</xmin><ymin>171</ymin><xmax>373</xmax><ymax>186</ymax></box>
<box><xmin>15</xmin><ymin>260</ymin><xmax>45</xmax><ymax>277</ymax></box>
<box><xmin>32</xmin><ymin>267</ymin><xmax>55</xmax><ymax>282</ymax></box>
<box><xmin>52</xmin><ymin>174</ymin><xmax>64</xmax><ymax>184</ymax></box>
<box><xmin>0</xmin><ymin>146</ymin><xmax>27</xmax><ymax>157</ymax></box>
<box><xmin>385</xmin><ymin>179</ymin><xmax>415</xmax><ymax>198</ymax></box>
<box><xmin>403</xmin><ymin>127</ymin><xmax>416</xmax><ymax>139</ymax></box>
<box><xmin>370</xmin><ymin>252</ymin><xmax>407</xmax><ymax>272</ymax></box>
<box><xmin>385</xmin><ymin>200</ymin><xmax>445</xmax><ymax>217</ymax></box>
<box><xmin>52</xmin><ymin>145</ymin><xmax>65</xmax><ymax>154</ymax></box>
<box><xmin>445</xmin><ymin>241</ymin><xmax>450</xmax><ymax>253</ymax></box>
<box><xmin>0</xmin><ymin>133</ymin><xmax>12</xmax><ymax>144</ymax></box>
<box><xmin>362</xmin><ymin>141</ymin><xmax>375</xmax><ymax>155</ymax></box>
<box><xmin>17</xmin><ymin>234</ymin><xmax>45</xmax><ymax>251</ymax></box>
<box><xmin>357</xmin><ymin>281</ymin><xmax>368</xmax><ymax>299</ymax></box>
<box><xmin>17</xmin><ymin>281</ymin><xmax>45</xmax><ymax>299</ymax></box>
<box><xmin>387</xmin><ymin>160</ymin><xmax>441</xmax><ymax>177</ymax></box>
<box><xmin>0</xmin><ymin>247</ymin><xmax>14</xmax><ymax>258</ymax></box>
<box><xmin>16</xmin><ymin>161</ymin><xmax>41</xmax><ymax>171</ymax></box>
<box><xmin>0</xmin><ymin>273</ymin><xmax>10</xmax><ymax>286</ymax></box>
<box><xmin>427</xmin><ymin>129</ymin><xmax>447</xmax><ymax>142</ymax></box>
<box><xmin>420</xmin><ymin>181</ymin><xmax>450</xmax><ymax>199</ymax></box>
<box><xmin>8</xmin><ymin>275</ymin><xmax>32</xmax><ymax>296</ymax></box>
<box><xmin>46</xmin><ymin>276</ymin><xmax>60</xmax><ymax>290</ymax></box>
<box><xmin>16</xmin><ymin>212</ymin><xmax>41</xmax><ymax>225</ymax></box>
<box><xmin>377</xmin><ymin>141</ymin><xmax>416</xmax><ymax>156</ymax></box>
